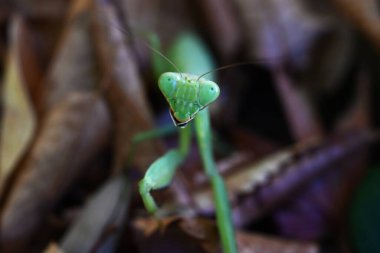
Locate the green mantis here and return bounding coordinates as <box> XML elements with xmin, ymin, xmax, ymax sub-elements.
<box><xmin>138</xmin><ymin>33</ymin><xmax>237</xmax><ymax>253</ymax></box>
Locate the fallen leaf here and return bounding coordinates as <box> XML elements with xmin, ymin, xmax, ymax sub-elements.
<box><xmin>0</xmin><ymin>92</ymin><xmax>110</xmax><ymax>252</ymax></box>
<box><xmin>0</xmin><ymin>15</ymin><xmax>36</xmax><ymax>195</ymax></box>
<box><xmin>0</xmin><ymin>1</ymin><xmax>111</xmax><ymax>250</ymax></box>
<box><xmin>133</xmin><ymin>216</ymin><xmax>181</xmax><ymax>237</ymax></box>
<box><xmin>91</xmin><ymin>0</ymin><xmax>162</xmax><ymax>172</ymax></box>
<box><xmin>133</xmin><ymin>216</ymin><xmax>218</xmax><ymax>253</ymax></box>
<box><xmin>60</xmin><ymin>175</ymin><xmax>130</xmax><ymax>253</ymax></box>
<box><xmin>236</xmin><ymin>231</ymin><xmax>319</xmax><ymax>253</ymax></box>
<box><xmin>191</xmin><ymin>130</ymin><xmax>374</xmax><ymax>227</ymax></box>
<box><xmin>331</xmin><ymin>0</ymin><xmax>380</xmax><ymax>52</ymax></box>
<box><xmin>43</xmin><ymin>243</ymin><xmax>65</xmax><ymax>253</ymax></box>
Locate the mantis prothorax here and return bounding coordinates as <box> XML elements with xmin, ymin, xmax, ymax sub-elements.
<box><xmin>136</xmin><ymin>32</ymin><xmax>237</xmax><ymax>253</ymax></box>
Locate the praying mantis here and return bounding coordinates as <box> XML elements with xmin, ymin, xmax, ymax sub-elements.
<box><xmin>136</xmin><ymin>33</ymin><xmax>237</xmax><ymax>253</ymax></box>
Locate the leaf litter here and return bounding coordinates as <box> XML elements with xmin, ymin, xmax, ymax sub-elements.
<box><xmin>0</xmin><ymin>0</ymin><xmax>379</xmax><ymax>252</ymax></box>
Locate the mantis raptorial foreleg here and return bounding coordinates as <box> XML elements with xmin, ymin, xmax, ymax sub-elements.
<box><xmin>139</xmin><ymin>126</ymin><xmax>191</xmax><ymax>213</ymax></box>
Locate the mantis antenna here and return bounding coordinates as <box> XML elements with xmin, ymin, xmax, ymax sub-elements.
<box><xmin>196</xmin><ymin>60</ymin><xmax>275</xmax><ymax>83</ymax></box>
<box><xmin>141</xmin><ymin>39</ymin><xmax>183</xmax><ymax>77</ymax></box>
<box><xmin>106</xmin><ymin>19</ymin><xmax>183</xmax><ymax>78</ymax></box>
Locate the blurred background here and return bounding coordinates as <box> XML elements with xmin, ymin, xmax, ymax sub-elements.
<box><xmin>0</xmin><ymin>0</ymin><xmax>380</xmax><ymax>252</ymax></box>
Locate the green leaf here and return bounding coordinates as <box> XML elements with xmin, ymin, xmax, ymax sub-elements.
<box><xmin>349</xmin><ymin>167</ymin><xmax>380</xmax><ymax>253</ymax></box>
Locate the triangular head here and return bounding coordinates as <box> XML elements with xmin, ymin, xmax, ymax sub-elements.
<box><xmin>158</xmin><ymin>72</ymin><xmax>220</xmax><ymax>127</ymax></box>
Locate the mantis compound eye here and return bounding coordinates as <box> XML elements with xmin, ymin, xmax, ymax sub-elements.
<box><xmin>158</xmin><ymin>72</ymin><xmax>179</xmax><ymax>99</ymax></box>
<box><xmin>198</xmin><ymin>80</ymin><xmax>220</xmax><ymax>106</ymax></box>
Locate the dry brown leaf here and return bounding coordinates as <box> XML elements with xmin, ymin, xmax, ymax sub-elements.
<box><xmin>133</xmin><ymin>216</ymin><xmax>218</xmax><ymax>253</ymax></box>
<box><xmin>192</xmin><ymin>147</ymin><xmax>292</xmax><ymax>216</ymax></box>
<box><xmin>236</xmin><ymin>231</ymin><xmax>319</xmax><ymax>253</ymax></box>
<box><xmin>232</xmin><ymin>0</ymin><xmax>354</xmax><ymax>136</ymax></box>
<box><xmin>179</xmin><ymin>218</ymin><xmax>218</xmax><ymax>241</ymax></box>
<box><xmin>133</xmin><ymin>216</ymin><xmax>181</xmax><ymax>237</ymax></box>
<box><xmin>0</xmin><ymin>92</ymin><xmax>110</xmax><ymax>252</ymax></box>
<box><xmin>118</xmin><ymin>0</ymin><xmax>193</xmax><ymax>48</ymax></box>
<box><xmin>335</xmin><ymin>70</ymin><xmax>370</xmax><ymax>131</ymax></box>
<box><xmin>43</xmin><ymin>0</ymin><xmax>98</xmax><ymax>112</ymax></box>
<box><xmin>16</xmin><ymin>17</ymin><xmax>46</xmax><ymax>115</ymax></box>
<box><xmin>192</xmin><ymin>130</ymin><xmax>373</xmax><ymax>226</ymax></box>
<box><xmin>4</xmin><ymin>5</ymin><xmax>68</xmax><ymax>118</ymax></box>
<box><xmin>11</xmin><ymin>0</ymin><xmax>68</xmax><ymax>19</ymax></box>
<box><xmin>331</xmin><ymin>0</ymin><xmax>380</xmax><ymax>52</ymax></box>
<box><xmin>0</xmin><ymin>1</ymin><xmax>111</xmax><ymax>250</ymax></box>
<box><xmin>192</xmin><ymin>0</ymin><xmax>242</xmax><ymax>59</ymax></box>
<box><xmin>43</xmin><ymin>243</ymin><xmax>65</xmax><ymax>253</ymax></box>
<box><xmin>0</xmin><ymin>15</ymin><xmax>36</xmax><ymax>195</ymax></box>
<box><xmin>91</xmin><ymin>0</ymin><xmax>162</xmax><ymax>172</ymax></box>
<box><xmin>133</xmin><ymin>216</ymin><xmax>319</xmax><ymax>253</ymax></box>
<box><xmin>273</xmin><ymin>68</ymin><xmax>323</xmax><ymax>140</ymax></box>
<box><xmin>231</xmin><ymin>0</ymin><xmax>334</xmax><ymax>140</ymax></box>
<box><xmin>60</xmin><ymin>176</ymin><xmax>130</xmax><ymax>253</ymax></box>
<box><xmin>233</xmin><ymin>0</ymin><xmax>331</xmax><ymax>67</ymax></box>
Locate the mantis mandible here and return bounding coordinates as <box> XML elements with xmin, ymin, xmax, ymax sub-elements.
<box><xmin>137</xmin><ymin>32</ymin><xmax>237</xmax><ymax>253</ymax></box>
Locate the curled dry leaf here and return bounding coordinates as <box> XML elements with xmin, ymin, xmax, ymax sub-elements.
<box><xmin>0</xmin><ymin>15</ymin><xmax>36</xmax><ymax>195</ymax></box>
<box><xmin>273</xmin><ymin>79</ymin><xmax>370</xmax><ymax>240</ymax></box>
<box><xmin>272</xmin><ymin>67</ymin><xmax>323</xmax><ymax>140</ymax></box>
<box><xmin>11</xmin><ymin>0</ymin><xmax>68</xmax><ymax>19</ymax></box>
<box><xmin>233</xmin><ymin>130</ymin><xmax>372</xmax><ymax>226</ymax></box>
<box><xmin>192</xmin><ymin>130</ymin><xmax>374</xmax><ymax>227</ymax></box>
<box><xmin>0</xmin><ymin>92</ymin><xmax>110</xmax><ymax>252</ymax></box>
<box><xmin>232</xmin><ymin>0</ymin><xmax>333</xmax><ymax>140</ymax></box>
<box><xmin>133</xmin><ymin>216</ymin><xmax>319</xmax><ymax>253</ymax></box>
<box><xmin>273</xmin><ymin>149</ymin><xmax>367</xmax><ymax>240</ymax></box>
<box><xmin>236</xmin><ymin>231</ymin><xmax>319</xmax><ymax>253</ymax></box>
<box><xmin>91</xmin><ymin>0</ymin><xmax>162</xmax><ymax>172</ymax></box>
<box><xmin>118</xmin><ymin>0</ymin><xmax>193</xmax><ymax>49</ymax></box>
<box><xmin>0</xmin><ymin>3</ymin><xmax>10</xmax><ymax>69</ymax></box>
<box><xmin>6</xmin><ymin>4</ymin><xmax>68</xmax><ymax>118</ymax></box>
<box><xmin>133</xmin><ymin>216</ymin><xmax>181</xmax><ymax>237</ymax></box>
<box><xmin>133</xmin><ymin>216</ymin><xmax>219</xmax><ymax>253</ymax></box>
<box><xmin>233</xmin><ymin>0</ymin><xmax>353</xmax><ymax>95</ymax></box>
<box><xmin>191</xmin><ymin>0</ymin><xmax>242</xmax><ymax>59</ymax></box>
<box><xmin>60</xmin><ymin>176</ymin><xmax>130</xmax><ymax>253</ymax></box>
<box><xmin>335</xmin><ymin>70</ymin><xmax>370</xmax><ymax>132</ymax></box>
<box><xmin>331</xmin><ymin>0</ymin><xmax>380</xmax><ymax>52</ymax></box>
<box><xmin>9</xmin><ymin>14</ymin><xmax>45</xmax><ymax>117</ymax></box>
<box><xmin>1</xmin><ymin>1</ymin><xmax>111</xmax><ymax>250</ymax></box>
<box><xmin>233</xmin><ymin>0</ymin><xmax>331</xmax><ymax>68</ymax></box>
<box><xmin>43</xmin><ymin>0</ymin><xmax>97</xmax><ymax>112</ymax></box>
<box><xmin>192</xmin><ymin>146</ymin><xmax>291</xmax><ymax>215</ymax></box>
<box><xmin>43</xmin><ymin>243</ymin><xmax>65</xmax><ymax>253</ymax></box>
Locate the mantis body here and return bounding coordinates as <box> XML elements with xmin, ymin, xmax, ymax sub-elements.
<box><xmin>138</xmin><ymin>33</ymin><xmax>237</xmax><ymax>253</ymax></box>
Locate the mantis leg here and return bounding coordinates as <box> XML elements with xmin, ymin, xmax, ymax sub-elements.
<box><xmin>138</xmin><ymin>125</ymin><xmax>191</xmax><ymax>213</ymax></box>
<box><xmin>194</xmin><ymin>109</ymin><xmax>237</xmax><ymax>253</ymax></box>
<box><xmin>127</xmin><ymin>124</ymin><xmax>176</xmax><ymax>164</ymax></box>
<box><xmin>131</xmin><ymin>124</ymin><xmax>176</xmax><ymax>144</ymax></box>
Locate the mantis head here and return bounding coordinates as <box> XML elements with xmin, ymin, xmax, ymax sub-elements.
<box><xmin>158</xmin><ymin>72</ymin><xmax>220</xmax><ymax>127</ymax></box>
